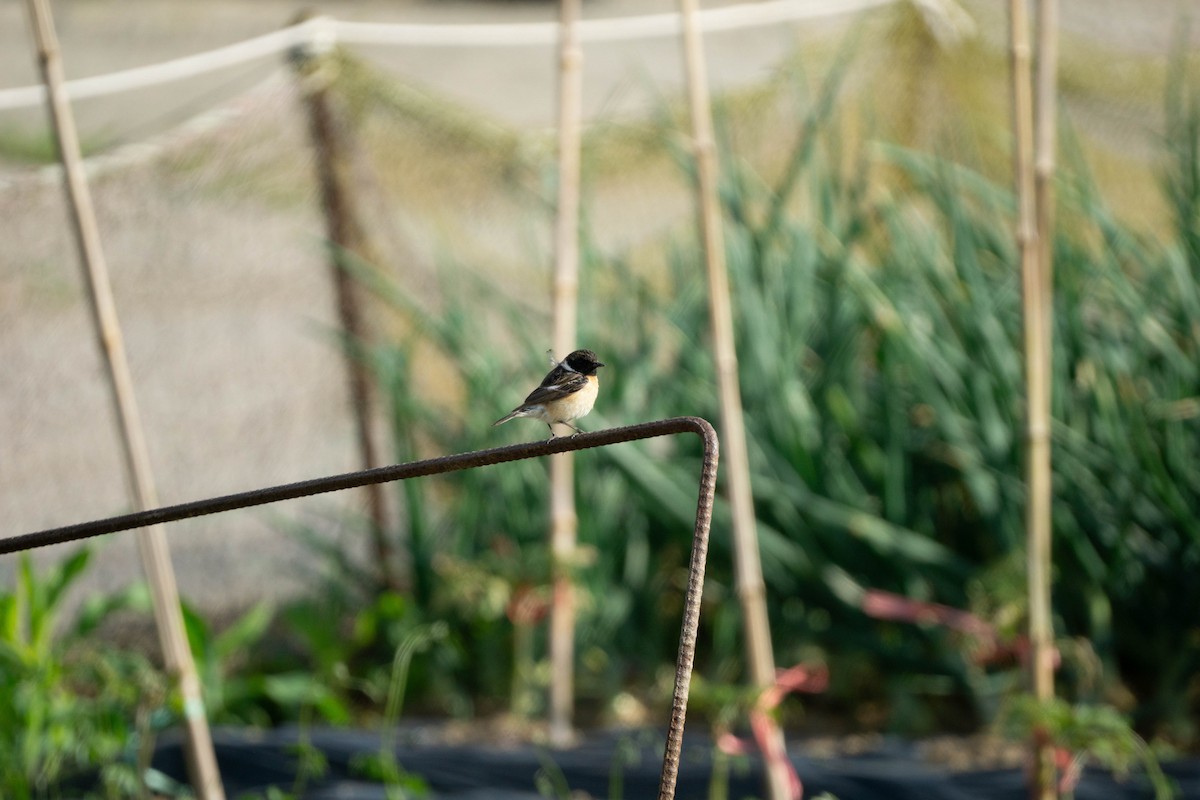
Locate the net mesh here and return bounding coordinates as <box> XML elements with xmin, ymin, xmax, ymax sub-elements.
<box><xmin>0</xmin><ymin>0</ymin><xmax>1195</xmax><ymax>610</ymax></box>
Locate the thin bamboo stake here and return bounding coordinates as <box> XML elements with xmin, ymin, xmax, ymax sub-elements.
<box><xmin>548</xmin><ymin>0</ymin><xmax>584</xmax><ymax>749</ymax></box>
<box><xmin>677</xmin><ymin>2</ymin><xmax>789</xmax><ymax>798</ymax></box>
<box><xmin>22</xmin><ymin>1</ymin><xmax>224</xmax><ymax>798</ymax></box>
<box><xmin>1033</xmin><ymin>0</ymin><xmax>1059</xmax><ymax>795</ymax></box>
<box><xmin>1009</xmin><ymin>0</ymin><xmax>1056</xmax><ymax>797</ymax></box>
<box><xmin>1034</xmin><ymin>0</ymin><xmax>1058</xmax><ymax>371</ymax></box>
<box><xmin>290</xmin><ymin>21</ymin><xmax>398</xmax><ymax>592</ymax></box>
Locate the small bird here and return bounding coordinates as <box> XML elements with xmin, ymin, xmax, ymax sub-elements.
<box><xmin>493</xmin><ymin>349</ymin><xmax>605</xmax><ymax>438</ymax></box>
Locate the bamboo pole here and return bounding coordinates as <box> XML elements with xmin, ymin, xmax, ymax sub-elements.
<box><xmin>1034</xmin><ymin>0</ymin><xmax>1058</xmax><ymax>371</ymax></box>
<box><xmin>677</xmin><ymin>2</ymin><xmax>789</xmax><ymax>798</ymax></box>
<box><xmin>22</xmin><ymin>1</ymin><xmax>224</xmax><ymax>798</ymax></box>
<box><xmin>290</xmin><ymin>21</ymin><xmax>398</xmax><ymax>592</ymax></box>
<box><xmin>1009</xmin><ymin>0</ymin><xmax>1056</xmax><ymax>797</ymax></box>
<box><xmin>548</xmin><ymin>0</ymin><xmax>584</xmax><ymax>749</ymax></box>
<box><xmin>1033</xmin><ymin>0</ymin><xmax>1059</xmax><ymax>795</ymax></box>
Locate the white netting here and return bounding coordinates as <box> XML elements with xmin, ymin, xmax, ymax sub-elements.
<box><xmin>0</xmin><ymin>0</ymin><xmax>1192</xmax><ymax>610</ymax></box>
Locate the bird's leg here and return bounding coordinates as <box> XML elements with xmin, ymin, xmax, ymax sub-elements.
<box><xmin>545</xmin><ymin>423</ymin><xmax>558</xmax><ymax>441</ymax></box>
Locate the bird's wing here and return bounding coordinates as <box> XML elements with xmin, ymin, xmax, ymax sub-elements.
<box><xmin>522</xmin><ymin>368</ymin><xmax>589</xmax><ymax>406</ymax></box>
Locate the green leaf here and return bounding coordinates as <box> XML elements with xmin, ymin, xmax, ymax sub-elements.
<box><xmin>213</xmin><ymin>601</ymin><xmax>275</xmax><ymax>662</ymax></box>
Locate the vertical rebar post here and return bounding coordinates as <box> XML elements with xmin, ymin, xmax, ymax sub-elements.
<box><xmin>290</xmin><ymin>16</ymin><xmax>397</xmax><ymax>591</ymax></box>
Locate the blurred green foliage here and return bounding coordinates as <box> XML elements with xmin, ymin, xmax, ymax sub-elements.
<box><xmin>349</xmin><ymin>52</ymin><xmax>1200</xmax><ymax>743</ymax></box>
<box><xmin>0</xmin><ymin>549</ymin><xmax>173</xmax><ymax>799</ymax></box>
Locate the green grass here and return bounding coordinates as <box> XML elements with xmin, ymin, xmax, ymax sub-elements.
<box><xmin>0</xmin><ymin>549</ymin><xmax>172</xmax><ymax>799</ymax></box>
<box><xmin>0</xmin><ymin>125</ymin><xmax>113</xmax><ymax>165</ymax></box>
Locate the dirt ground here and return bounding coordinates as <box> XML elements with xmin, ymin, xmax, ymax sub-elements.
<box><xmin>0</xmin><ymin>0</ymin><xmax>1193</xmax><ymax>614</ymax></box>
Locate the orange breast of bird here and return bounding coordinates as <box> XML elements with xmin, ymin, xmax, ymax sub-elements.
<box><xmin>546</xmin><ymin>373</ymin><xmax>599</xmax><ymax>424</ymax></box>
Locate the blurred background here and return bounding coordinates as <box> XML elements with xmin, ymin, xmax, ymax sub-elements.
<box><xmin>1</xmin><ymin>0</ymin><xmax>1198</xmax><ymax>792</ymax></box>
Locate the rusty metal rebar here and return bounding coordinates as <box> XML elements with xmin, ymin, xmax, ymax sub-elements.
<box><xmin>1</xmin><ymin>417</ymin><xmax>718</xmax><ymax>800</ymax></box>
<box><xmin>290</xmin><ymin>21</ymin><xmax>396</xmax><ymax>591</ymax></box>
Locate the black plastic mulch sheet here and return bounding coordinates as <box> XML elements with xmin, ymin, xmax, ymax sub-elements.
<box><xmin>148</xmin><ymin>726</ymin><xmax>1200</xmax><ymax>799</ymax></box>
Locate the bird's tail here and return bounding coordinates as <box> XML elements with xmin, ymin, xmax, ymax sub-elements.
<box><xmin>493</xmin><ymin>409</ymin><xmax>522</xmax><ymax>427</ymax></box>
